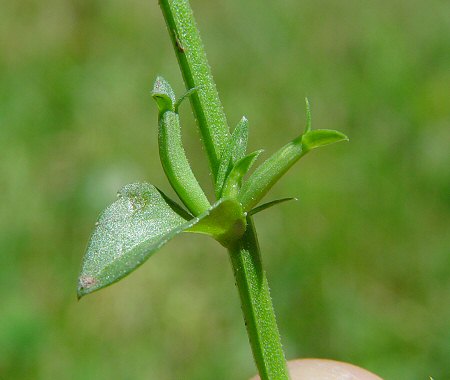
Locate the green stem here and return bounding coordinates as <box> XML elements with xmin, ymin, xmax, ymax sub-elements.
<box><xmin>228</xmin><ymin>218</ymin><xmax>289</xmax><ymax>379</ymax></box>
<box><xmin>158</xmin><ymin>1</ymin><xmax>289</xmax><ymax>378</ymax></box>
<box><xmin>159</xmin><ymin>0</ymin><xmax>230</xmax><ymax>179</ymax></box>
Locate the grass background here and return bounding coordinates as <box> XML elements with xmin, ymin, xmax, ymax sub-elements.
<box><xmin>1</xmin><ymin>0</ymin><xmax>449</xmax><ymax>378</ymax></box>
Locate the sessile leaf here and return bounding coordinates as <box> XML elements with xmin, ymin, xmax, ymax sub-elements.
<box><xmin>78</xmin><ymin>183</ymin><xmax>245</xmax><ymax>298</ymax></box>
<box><xmin>216</xmin><ymin>116</ymin><xmax>249</xmax><ymax>197</ymax></box>
<box><xmin>221</xmin><ymin>150</ymin><xmax>263</xmax><ymax>198</ymax></box>
<box><xmin>238</xmin><ymin>101</ymin><xmax>348</xmax><ymax>212</ymax></box>
<box><xmin>78</xmin><ymin>183</ymin><xmax>191</xmax><ymax>298</ymax></box>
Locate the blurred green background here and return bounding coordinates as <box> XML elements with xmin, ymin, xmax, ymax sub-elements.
<box><xmin>1</xmin><ymin>0</ymin><xmax>449</xmax><ymax>378</ymax></box>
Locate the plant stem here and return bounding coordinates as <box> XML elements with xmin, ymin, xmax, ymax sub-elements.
<box><xmin>159</xmin><ymin>0</ymin><xmax>230</xmax><ymax>179</ymax></box>
<box><xmin>228</xmin><ymin>217</ymin><xmax>289</xmax><ymax>379</ymax></box>
<box><xmin>158</xmin><ymin>1</ymin><xmax>289</xmax><ymax>378</ymax></box>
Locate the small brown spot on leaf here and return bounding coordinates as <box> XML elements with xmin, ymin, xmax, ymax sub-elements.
<box><xmin>79</xmin><ymin>275</ymin><xmax>97</xmax><ymax>289</ymax></box>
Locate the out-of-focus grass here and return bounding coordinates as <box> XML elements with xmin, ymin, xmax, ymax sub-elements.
<box><xmin>1</xmin><ymin>0</ymin><xmax>449</xmax><ymax>379</ymax></box>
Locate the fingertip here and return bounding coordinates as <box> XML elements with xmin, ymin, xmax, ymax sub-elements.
<box><xmin>250</xmin><ymin>358</ymin><xmax>383</xmax><ymax>380</ymax></box>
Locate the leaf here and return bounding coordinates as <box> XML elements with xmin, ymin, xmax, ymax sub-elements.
<box><xmin>249</xmin><ymin>197</ymin><xmax>297</xmax><ymax>216</ymax></box>
<box><xmin>188</xmin><ymin>198</ymin><xmax>246</xmax><ymax>247</ymax></box>
<box><xmin>157</xmin><ymin>110</ymin><xmax>211</xmax><ymax>216</ymax></box>
<box><xmin>215</xmin><ymin>116</ymin><xmax>249</xmax><ymax>197</ymax></box>
<box><xmin>78</xmin><ymin>183</ymin><xmax>192</xmax><ymax>298</ymax></box>
<box><xmin>238</xmin><ymin>100</ymin><xmax>348</xmax><ymax>212</ymax></box>
<box><xmin>78</xmin><ymin>183</ymin><xmax>245</xmax><ymax>298</ymax></box>
<box><xmin>229</xmin><ymin>117</ymin><xmax>249</xmax><ymax>164</ymax></box>
<box><xmin>301</xmin><ymin>99</ymin><xmax>348</xmax><ymax>151</ymax></box>
<box><xmin>301</xmin><ymin>129</ymin><xmax>348</xmax><ymax>152</ymax></box>
<box><xmin>152</xmin><ymin>76</ymin><xmax>175</xmax><ymax>113</ymax></box>
<box><xmin>221</xmin><ymin>150</ymin><xmax>263</xmax><ymax>198</ymax></box>
<box><xmin>174</xmin><ymin>86</ymin><xmax>199</xmax><ymax>112</ymax></box>
<box><xmin>237</xmin><ymin>98</ymin><xmax>346</xmax><ymax>211</ymax></box>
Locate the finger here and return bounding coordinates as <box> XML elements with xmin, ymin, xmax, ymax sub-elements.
<box><xmin>250</xmin><ymin>358</ymin><xmax>383</xmax><ymax>380</ymax></box>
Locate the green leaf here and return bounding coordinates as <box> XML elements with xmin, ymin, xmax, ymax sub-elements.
<box><xmin>78</xmin><ymin>183</ymin><xmax>246</xmax><ymax>298</ymax></box>
<box><xmin>238</xmin><ymin>99</ymin><xmax>348</xmax><ymax>211</ymax></box>
<box><xmin>216</xmin><ymin>116</ymin><xmax>249</xmax><ymax>197</ymax></box>
<box><xmin>78</xmin><ymin>183</ymin><xmax>193</xmax><ymax>298</ymax></box>
<box><xmin>157</xmin><ymin>110</ymin><xmax>211</xmax><ymax>216</ymax></box>
<box><xmin>249</xmin><ymin>197</ymin><xmax>297</xmax><ymax>216</ymax></box>
<box><xmin>239</xmin><ymin>128</ymin><xmax>347</xmax><ymax>211</ymax></box>
<box><xmin>238</xmin><ymin>136</ymin><xmax>304</xmax><ymax>212</ymax></box>
<box><xmin>188</xmin><ymin>198</ymin><xmax>246</xmax><ymax>247</ymax></box>
<box><xmin>221</xmin><ymin>150</ymin><xmax>263</xmax><ymax>198</ymax></box>
<box><xmin>229</xmin><ymin>117</ymin><xmax>249</xmax><ymax>164</ymax></box>
<box><xmin>174</xmin><ymin>86</ymin><xmax>199</xmax><ymax>112</ymax></box>
<box><xmin>301</xmin><ymin>129</ymin><xmax>348</xmax><ymax>152</ymax></box>
<box><xmin>152</xmin><ymin>76</ymin><xmax>176</xmax><ymax>113</ymax></box>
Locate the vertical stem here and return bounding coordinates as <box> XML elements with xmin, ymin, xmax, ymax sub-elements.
<box><xmin>159</xmin><ymin>0</ymin><xmax>230</xmax><ymax>178</ymax></box>
<box><xmin>158</xmin><ymin>1</ymin><xmax>289</xmax><ymax>378</ymax></box>
<box><xmin>228</xmin><ymin>217</ymin><xmax>289</xmax><ymax>379</ymax></box>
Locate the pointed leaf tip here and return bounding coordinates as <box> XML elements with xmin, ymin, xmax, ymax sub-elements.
<box><xmin>77</xmin><ymin>183</ymin><xmax>192</xmax><ymax>297</ymax></box>
<box><xmin>301</xmin><ymin>129</ymin><xmax>348</xmax><ymax>152</ymax></box>
<box><xmin>77</xmin><ymin>275</ymin><xmax>98</xmax><ymax>299</ymax></box>
<box><xmin>152</xmin><ymin>76</ymin><xmax>175</xmax><ymax>113</ymax></box>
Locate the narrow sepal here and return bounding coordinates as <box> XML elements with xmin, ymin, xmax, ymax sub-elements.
<box><xmin>222</xmin><ymin>150</ymin><xmax>263</xmax><ymax>198</ymax></box>
<box><xmin>215</xmin><ymin>116</ymin><xmax>249</xmax><ymax>197</ymax></box>
<box><xmin>175</xmin><ymin>86</ymin><xmax>199</xmax><ymax>112</ymax></box>
<box><xmin>249</xmin><ymin>197</ymin><xmax>297</xmax><ymax>216</ymax></box>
